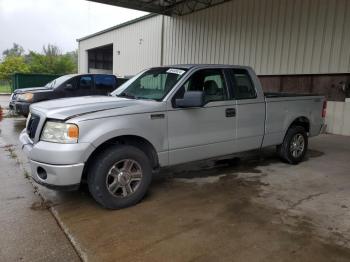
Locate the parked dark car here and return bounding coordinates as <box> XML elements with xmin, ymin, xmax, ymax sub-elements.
<box><xmin>9</xmin><ymin>74</ymin><xmax>119</xmax><ymax>116</ymax></box>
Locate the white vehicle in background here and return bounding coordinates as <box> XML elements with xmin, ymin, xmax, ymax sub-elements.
<box><xmin>20</xmin><ymin>64</ymin><xmax>326</xmax><ymax>209</ymax></box>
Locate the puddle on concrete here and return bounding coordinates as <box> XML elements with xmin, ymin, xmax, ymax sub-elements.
<box><xmin>305</xmin><ymin>149</ymin><xmax>325</xmax><ymax>160</ymax></box>
<box><xmin>159</xmin><ymin>147</ymin><xmax>325</xmax><ymax>184</ymax></box>
<box><xmin>30</xmin><ymin>200</ymin><xmax>54</xmax><ymax>211</ymax></box>
<box><xmin>0</xmin><ymin>118</ymin><xmax>26</xmax><ymax>147</ymax></box>
<box><xmin>53</xmin><ymin>163</ymin><xmax>350</xmax><ymax>262</ymax></box>
<box><xmin>13</xmin><ymin>119</ymin><xmax>26</xmax><ymax>133</ymax></box>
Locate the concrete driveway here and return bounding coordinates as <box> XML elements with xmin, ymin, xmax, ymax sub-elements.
<box><xmin>0</xmin><ymin>94</ymin><xmax>10</xmax><ymax>108</ymax></box>
<box><xmin>0</xmin><ymin>116</ymin><xmax>80</xmax><ymax>261</ymax></box>
<box><xmin>1</xmin><ymin>115</ymin><xmax>350</xmax><ymax>262</ymax></box>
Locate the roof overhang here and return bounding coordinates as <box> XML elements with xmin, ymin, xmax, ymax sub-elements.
<box><xmin>88</xmin><ymin>0</ymin><xmax>233</xmax><ymax>16</ymax></box>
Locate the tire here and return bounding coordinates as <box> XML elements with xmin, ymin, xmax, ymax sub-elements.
<box><xmin>277</xmin><ymin>126</ymin><xmax>308</xmax><ymax>165</ymax></box>
<box><xmin>87</xmin><ymin>144</ymin><xmax>152</xmax><ymax>209</ymax></box>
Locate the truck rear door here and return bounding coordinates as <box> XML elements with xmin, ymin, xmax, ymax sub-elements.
<box><xmin>225</xmin><ymin>68</ymin><xmax>266</xmax><ymax>151</ymax></box>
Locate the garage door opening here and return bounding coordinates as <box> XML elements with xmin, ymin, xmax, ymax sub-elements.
<box><xmin>88</xmin><ymin>44</ymin><xmax>113</xmax><ymax>74</ymax></box>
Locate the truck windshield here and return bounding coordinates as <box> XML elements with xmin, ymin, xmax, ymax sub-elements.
<box><xmin>112</xmin><ymin>68</ymin><xmax>187</xmax><ymax>101</ymax></box>
<box><xmin>45</xmin><ymin>75</ymin><xmax>74</xmax><ymax>89</ymax></box>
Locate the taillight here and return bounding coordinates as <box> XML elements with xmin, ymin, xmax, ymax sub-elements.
<box><xmin>322</xmin><ymin>100</ymin><xmax>327</xmax><ymax>118</ymax></box>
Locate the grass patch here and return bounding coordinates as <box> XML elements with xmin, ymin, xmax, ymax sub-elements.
<box><xmin>0</xmin><ymin>84</ymin><xmax>11</xmax><ymax>93</ymax></box>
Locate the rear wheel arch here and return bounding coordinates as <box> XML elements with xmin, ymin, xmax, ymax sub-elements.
<box><xmin>287</xmin><ymin>116</ymin><xmax>310</xmax><ymax>134</ymax></box>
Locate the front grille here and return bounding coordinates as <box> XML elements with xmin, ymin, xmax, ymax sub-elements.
<box><xmin>26</xmin><ymin>114</ymin><xmax>40</xmax><ymax>139</ymax></box>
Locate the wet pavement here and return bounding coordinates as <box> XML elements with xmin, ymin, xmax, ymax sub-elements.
<box><xmin>0</xmin><ymin>119</ymin><xmax>80</xmax><ymax>261</ymax></box>
<box><xmin>0</xmin><ymin>94</ymin><xmax>10</xmax><ymax>109</ymax></box>
<box><xmin>1</xmin><ymin>115</ymin><xmax>350</xmax><ymax>261</ymax></box>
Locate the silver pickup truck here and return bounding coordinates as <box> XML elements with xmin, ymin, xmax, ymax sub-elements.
<box><xmin>20</xmin><ymin>65</ymin><xmax>325</xmax><ymax>209</ymax></box>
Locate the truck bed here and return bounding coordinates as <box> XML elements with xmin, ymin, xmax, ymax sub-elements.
<box><xmin>264</xmin><ymin>92</ymin><xmax>319</xmax><ymax>98</ymax></box>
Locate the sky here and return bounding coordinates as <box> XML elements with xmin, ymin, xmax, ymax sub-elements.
<box><xmin>0</xmin><ymin>0</ymin><xmax>147</xmax><ymax>55</ymax></box>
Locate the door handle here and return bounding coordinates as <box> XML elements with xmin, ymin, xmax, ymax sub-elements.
<box><xmin>150</xmin><ymin>113</ymin><xmax>165</xmax><ymax>119</ymax></box>
<box><xmin>225</xmin><ymin>108</ymin><xmax>236</xmax><ymax>117</ymax></box>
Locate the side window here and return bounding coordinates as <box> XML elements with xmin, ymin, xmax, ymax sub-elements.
<box><xmin>229</xmin><ymin>69</ymin><xmax>256</xmax><ymax>99</ymax></box>
<box><xmin>78</xmin><ymin>76</ymin><xmax>93</xmax><ymax>89</ymax></box>
<box><xmin>176</xmin><ymin>69</ymin><xmax>228</xmax><ymax>103</ymax></box>
<box><xmin>95</xmin><ymin>75</ymin><xmax>116</xmax><ymax>90</ymax></box>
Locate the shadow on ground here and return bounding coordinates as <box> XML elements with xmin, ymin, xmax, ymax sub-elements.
<box><xmin>49</xmin><ymin>147</ymin><xmax>350</xmax><ymax>262</ymax></box>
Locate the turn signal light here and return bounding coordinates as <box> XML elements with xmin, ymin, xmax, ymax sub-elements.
<box><xmin>68</xmin><ymin>125</ymin><xmax>79</xmax><ymax>139</ymax></box>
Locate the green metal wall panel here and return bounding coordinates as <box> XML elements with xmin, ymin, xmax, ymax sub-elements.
<box><xmin>11</xmin><ymin>73</ymin><xmax>61</xmax><ymax>91</ymax></box>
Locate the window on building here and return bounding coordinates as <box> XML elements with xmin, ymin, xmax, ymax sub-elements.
<box><xmin>88</xmin><ymin>45</ymin><xmax>113</xmax><ymax>70</ymax></box>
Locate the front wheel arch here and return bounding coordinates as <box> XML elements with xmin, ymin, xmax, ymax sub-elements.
<box><xmin>82</xmin><ymin>135</ymin><xmax>159</xmax><ymax>183</ymax></box>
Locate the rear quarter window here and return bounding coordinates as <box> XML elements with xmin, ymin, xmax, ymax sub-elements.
<box><xmin>229</xmin><ymin>69</ymin><xmax>257</xmax><ymax>99</ymax></box>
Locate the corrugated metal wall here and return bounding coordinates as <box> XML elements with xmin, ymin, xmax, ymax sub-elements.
<box><xmin>326</xmin><ymin>101</ymin><xmax>350</xmax><ymax>135</ymax></box>
<box><xmin>162</xmin><ymin>0</ymin><xmax>350</xmax><ymax>75</ymax></box>
<box><xmin>79</xmin><ymin>15</ymin><xmax>162</xmax><ymax>76</ymax></box>
<box><xmin>79</xmin><ymin>0</ymin><xmax>350</xmax><ymax>76</ymax></box>
<box><xmin>113</xmin><ymin>15</ymin><xmax>162</xmax><ymax>76</ymax></box>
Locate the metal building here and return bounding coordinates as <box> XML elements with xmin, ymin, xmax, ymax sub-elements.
<box><xmin>78</xmin><ymin>0</ymin><xmax>350</xmax><ymax>134</ymax></box>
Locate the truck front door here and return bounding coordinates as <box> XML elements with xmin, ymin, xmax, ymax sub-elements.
<box><xmin>167</xmin><ymin>68</ymin><xmax>237</xmax><ymax>165</ymax></box>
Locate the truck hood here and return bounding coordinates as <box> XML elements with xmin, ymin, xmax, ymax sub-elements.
<box><xmin>14</xmin><ymin>86</ymin><xmax>51</xmax><ymax>93</ymax></box>
<box><xmin>30</xmin><ymin>96</ymin><xmax>162</xmax><ymax>120</ymax></box>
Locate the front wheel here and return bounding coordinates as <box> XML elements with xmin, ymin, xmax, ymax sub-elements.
<box><xmin>87</xmin><ymin>145</ymin><xmax>152</xmax><ymax>209</ymax></box>
<box><xmin>277</xmin><ymin>126</ymin><xmax>308</xmax><ymax>164</ymax></box>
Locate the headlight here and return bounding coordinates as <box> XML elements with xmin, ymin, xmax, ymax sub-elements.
<box><xmin>41</xmin><ymin>121</ymin><xmax>79</xmax><ymax>143</ymax></box>
<box><xmin>17</xmin><ymin>93</ymin><xmax>33</xmax><ymax>101</ymax></box>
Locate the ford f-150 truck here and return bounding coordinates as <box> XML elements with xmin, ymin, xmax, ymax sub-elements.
<box><xmin>19</xmin><ymin>65</ymin><xmax>326</xmax><ymax>209</ymax></box>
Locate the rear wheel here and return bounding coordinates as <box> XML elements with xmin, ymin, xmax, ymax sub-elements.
<box><xmin>87</xmin><ymin>145</ymin><xmax>152</xmax><ymax>209</ymax></box>
<box><xmin>277</xmin><ymin>126</ymin><xmax>308</xmax><ymax>164</ymax></box>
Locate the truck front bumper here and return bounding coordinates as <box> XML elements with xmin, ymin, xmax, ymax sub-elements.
<box><xmin>19</xmin><ymin>129</ymin><xmax>93</xmax><ymax>190</ymax></box>
<box><xmin>9</xmin><ymin>101</ymin><xmax>30</xmax><ymax>116</ymax></box>
<box><xmin>30</xmin><ymin>160</ymin><xmax>83</xmax><ymax>191</ymax></box>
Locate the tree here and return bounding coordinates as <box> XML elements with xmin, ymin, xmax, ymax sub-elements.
<box><xmin>2</xmin><ymin>43</ymin><xmax>25</xmax><ymax>58</ymax></box>
<box><xmin>53</xmin><ymin>54</ymin><xmax>77</xmax><ymax>74</ymax></box>
<box><xmin>66</xmin><ymin>50</ymin><xmax>78</xmax><ymax>65</ymax></box>
<box><xmin>42</xmin><ymin>44</ymin><xmax>61</xmax><ymax>57</ymax></box>
<box><xmin>0</xmin><ymin>55</ymin><xmax>30</xmax><ymax>81</ymax></box>
<box><xmin>26</xmin><ymin>50</ymin><xmax>76</xmax><ymax>75</ymax></box>
<box><xmin>0</xmin><ymin>43</ymin><xmax>77</xmax><ymax>77</ymax></box>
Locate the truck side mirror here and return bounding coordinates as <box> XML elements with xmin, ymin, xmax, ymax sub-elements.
<box><xmin>175</xmin><ymin>91</ymin><xmax>204</xmax><ymax>108</ymax></box>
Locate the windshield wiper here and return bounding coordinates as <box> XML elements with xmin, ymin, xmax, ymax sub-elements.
<box><xmin>117</xmin><ymin>92</ymin><xmax>136</xmax><ymax>99</ymax></box>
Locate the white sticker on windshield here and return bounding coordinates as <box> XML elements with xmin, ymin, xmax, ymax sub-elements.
<box><xmin>167</xmin><ymin>68</ymin><xmax>185</xmax><ymax>75</ymax></box>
